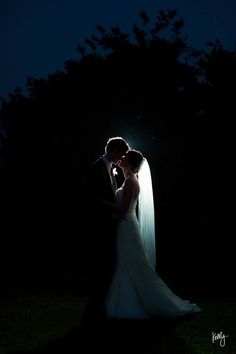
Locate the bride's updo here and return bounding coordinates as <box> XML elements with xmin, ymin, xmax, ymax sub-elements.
<box><xmin>127</xmin><ymin>149</ymin><xmax>144</xmax><ymax>174</ymax></box>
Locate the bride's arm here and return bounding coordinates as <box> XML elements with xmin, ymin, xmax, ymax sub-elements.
<box><xmin>119</xmin><ymin>179</ymin><xmax>136</xmax><ymax>213</ymax></box>
<box><xmin>100</xmin><ymin>179</ymin><xmax>136</xmax><ymax>213</ymax></box>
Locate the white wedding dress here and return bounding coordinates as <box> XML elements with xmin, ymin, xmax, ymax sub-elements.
<box><xmin>105</xmin><ymin>185</ymin><xmax>202</xmax><ymax>319</ymax></box>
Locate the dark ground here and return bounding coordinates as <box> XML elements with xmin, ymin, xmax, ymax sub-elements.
<box><xmin>1</xmin><ymin>272</ymin><xmax>235</xmax><ymax>354</ymax></box>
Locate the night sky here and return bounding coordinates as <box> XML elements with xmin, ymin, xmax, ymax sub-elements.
<box><xmin>1</xmin><ymin>0</ymin><xmax>236</xmax><ymax>100</ymax></box>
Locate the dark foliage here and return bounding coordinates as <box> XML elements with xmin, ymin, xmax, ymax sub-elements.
<box><xmin>0</xmin><ymin>10</ymin><xmax>235</xmax><ymax>279</ymax></box>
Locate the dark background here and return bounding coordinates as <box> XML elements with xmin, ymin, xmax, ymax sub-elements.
<box><xmin>0</xmin><ymin>7</ymin><xmax>235</xmax><ymax>298</ymax></box>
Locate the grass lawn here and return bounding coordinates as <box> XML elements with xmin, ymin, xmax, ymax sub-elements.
<box><xmin>162</xmin><ymin>298</ymin><xmax>236</xmax><ymax>354</ymax></box>
<box><xmin>0</xmin><ymin>290</ymin><xmax>87</xmax><ymax>353</ymax></box>
<box><xmin>0</xmin><ymin>289</ymin><xmax>235</xmax><ymax>354</ymax></box>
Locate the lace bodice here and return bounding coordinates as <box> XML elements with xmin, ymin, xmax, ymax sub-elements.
<box><xmin>116</xmin><ymin>186</ymin><xmax>138</xmax><ymax>216</ymax></box>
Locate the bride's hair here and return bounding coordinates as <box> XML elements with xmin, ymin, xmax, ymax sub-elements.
<box><xmin>127</xmin><ymin>149</ymin><xmax>144</xmax><ymax>173</ymax></box>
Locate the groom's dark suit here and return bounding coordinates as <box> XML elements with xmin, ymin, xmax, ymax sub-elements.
<box><xmin>83</xmin><ymin>156</ymin><xmax>117</xmax><ymax>320</ymax></box>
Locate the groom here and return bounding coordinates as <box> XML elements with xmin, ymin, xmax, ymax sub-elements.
<box><xmin>83</xmin><ymin>136</ymin><xmax>129</xmax><ymax>321</ymax></box>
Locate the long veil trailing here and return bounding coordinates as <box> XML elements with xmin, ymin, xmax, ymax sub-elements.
<box><xmin>138</xmin><ymin>158</ymin><xmax>156</xmax><ymax>270</ymax></box>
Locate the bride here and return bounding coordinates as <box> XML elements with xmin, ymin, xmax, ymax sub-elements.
<box><xmin>102</xmin><ymin>149</ymin><xmax>201</xmax><ymax>319</ymax></box>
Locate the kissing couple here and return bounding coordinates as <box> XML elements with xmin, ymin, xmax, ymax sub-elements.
<box><xmin>83</xmin><ymin>136</ymin><xmax>201</xmax><ymax>321</ymax></box>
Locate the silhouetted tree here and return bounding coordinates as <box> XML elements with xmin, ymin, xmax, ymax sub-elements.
<box><xmin>0</xmin><ymin>9</ymin><xmax>235</xmax><ymax>274</ymax></box>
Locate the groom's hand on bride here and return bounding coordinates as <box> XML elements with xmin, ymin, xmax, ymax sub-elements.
<box><xmin>112</xmin><ymin>212</ymin><xmax>127</xmax><ymax>221</ymax></box>
<box><xmin>112</xmin><ymin>212</ymin><xmax>120</xmax><ymax>220</ymax></box>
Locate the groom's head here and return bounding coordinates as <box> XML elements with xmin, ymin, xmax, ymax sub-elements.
<box><xmin>105</xmin><ymin>136</ymin><xmax>130</xmax><ymax>164</ymax></box>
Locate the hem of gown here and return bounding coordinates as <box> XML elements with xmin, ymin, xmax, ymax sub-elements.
<box><xmin>107</xmin><ymin>314</ymin><xmax>150</xmax><ymax>319</ymax></box>
<box><xmin>107</xmin><ymin>305</ymin><xmax>202</xmax><ymax>320</ymax></box>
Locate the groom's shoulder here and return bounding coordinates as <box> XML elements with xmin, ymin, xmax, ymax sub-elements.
<box><xmin>92</xmin><ymin>156</ymin><xmax>104</xmax><ymax>167</ymax></box>
<box><xmin>89</xmin><ymin>156</ymin><xmax>104</xmax><ymax>172</ymax></box>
